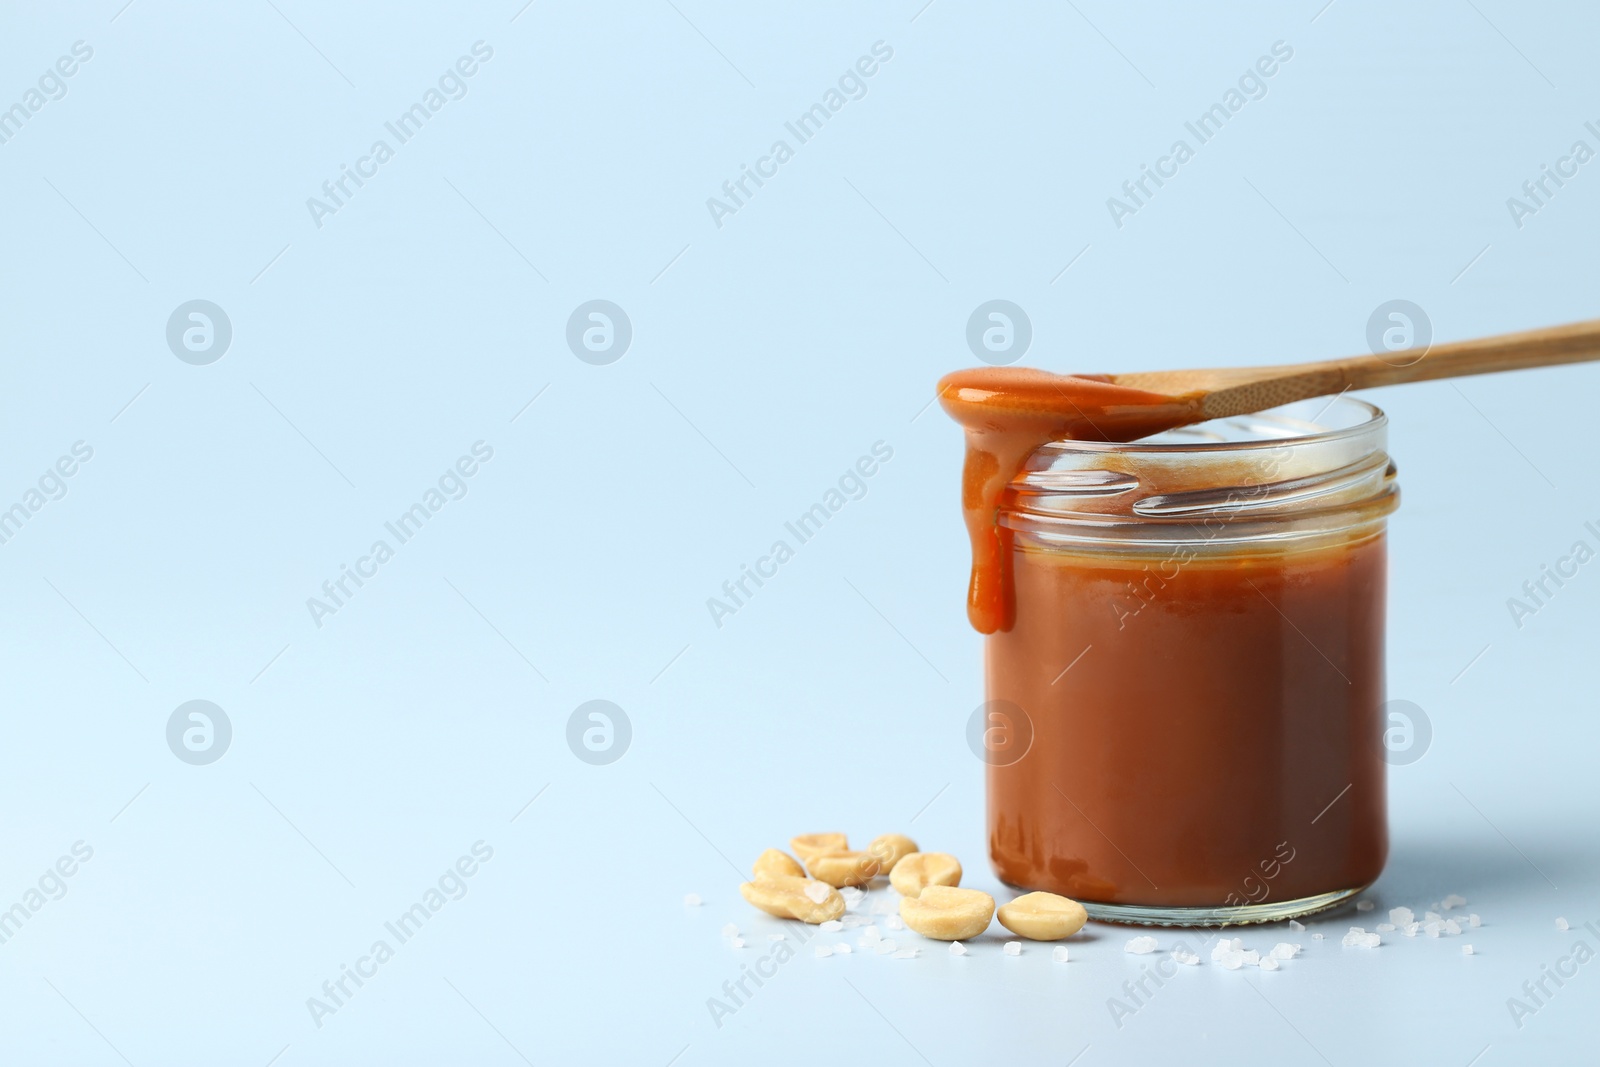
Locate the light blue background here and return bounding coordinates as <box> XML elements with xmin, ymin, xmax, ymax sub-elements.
<box><xmin>2</xmin><ymin>1</ymin><xmax>1597</xmax><ymax>1064</ymax></box>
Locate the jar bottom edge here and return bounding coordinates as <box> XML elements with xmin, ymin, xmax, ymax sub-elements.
<box><xmin>1064</xmin><ymin>886</ymin><xmax>1368</xmax><ymax>928</ymax></box>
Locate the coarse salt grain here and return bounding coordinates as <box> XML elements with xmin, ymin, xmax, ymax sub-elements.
<box><xmin>1444</xmin><ymin>919</ymin><xmax>1461</xmax><ymax>936</ymax></box>
<box><xmin>684</xmin><ymin>894</ymin><xmax>702</xmax><ymax>907</ymax></box>
<box><xmin>861</xmin><ymin>925</ymin><xmax>880</xmax><ymax>941</ymax></box>
<box><xmin>1053</xmin><ymin>946</ymin><xmax>1071</xmax><ymax>963</ymax></box>
<box><xmin>1172</xmin><ymin>949</ymin><xmax>1200</xmax><ymax>966</ymax></box>
<box><xmin>1470</xmin><ymin>914</ymin><xmax>1482</xmax><ymax>928</ymax></box>
<box><xmin>1389</xmin><ymin>907</ymin><xmax>1414</xmax><ymax>926</ymax></box>
<box><xmin>1425</xmin><ymin>911</ymin><xmax>1442</xmax><ymax>922</ymax></box>
<box><xmin>1341</xmin><ymin>928</ymin><xmax>1380</xmax><ymax>948</ymax></box>
<box><xmin>1289</xmin><ymin>920</ymin><xmax>1306</xmax><ymax>932</ymax></box>
<box><xmin>1463</xmin><ymin>944</ymin><xmax>1475</xmax><ymax>955</ymax></box>
<box><xmin>1403</xmin><ymin>922</ymin><xmax>1420</xmax><ymax>937</ymax></box>
<box><xmin>835</xmin><ymin>943</ymin><xmax>851</xmax><ymax>955</ymax></box>
<box><xmin>1557</xmin><ymin>917</ymin><xmax>1570</xmax><ymax>931</ymax></box>
<box><xmin>721</xmin><ymin>923</ymin><xmax>739</xmax><ymax>938</ymax></box>
<box><xmin>1312</xmin><ymin>933</ymin><xmax>1325</xmax><ymax>940</ymax></box>
<box><xmin>1260</xmin><ymin>957</ymin><xmax>1280</xmax><ymax>971</ymax></box>
<box><xmin>840</xmin><ymin>915</ymin><xmax>864</xmax><ymax>929</ymax></box>
<box><xmin>1376</xmin><ymin>923</ymin><xmax>1395</xmax><ymax>932</ymax></box>
<box><xmin>730</xmin><ymin>937</ymin><xmax>745</xmax><ymax>949</ymax></box>
<box><xmin>1241</xmin><ymin>950</ymin><xmax>1261</xmax><ymax>966</ymax></box>
<box><xmin>886</xmin><ymin>915</ymin><xmax>905</xmax><ymax>931</ymax></box>
<box><xmin>1356</xmin><ymin>900</ymin><xmax>1375</xmax><ymax>912</ymax></box>
<box><xmin>1424</xmin><ymin>920</ymin><xmax>1443</xmax><ymax>938</ymax></box>
<box><xmin>820</xmin><ymin>920</ymin><xmax>843</xmax><ymax>932</ymax></box>
<box><xmin>892</xmin><ymin>948</ymin><xmax>919</xmax><ymax>959</ymax></box>
<box><xmin>1125</xmin><ymin>936</ymin><xmax>1158</xmax><ymax>955</ymax></box>
<box><xmin>1004</xmin><ymin>942</ymin><xmax>1022</xmax><ymax>956</ymax></box>
<box><xmin>1222</xmin><ymin>951</ymin><xmax>1245</xmax><ymax>970</ymax></box>
<box><xmin>1270</xmin><ymin>943</ymin><xmax>1299</xmax><ymax>960</ymax></box>
<box><xmin>875</xmin><ymin>940</ymin><xmax>897</xmax><ymax>955</ymax></box>
<box><xmin>815</xmin><ymin>945</ymin><xmax>834</xmax><ymax>958</ymax></box>
<box><xmin>1443</xmin><ymin>894</ymin><xmax>1467</xmax><ymax>910</ymax></box>
<box><xmin>950</xmin><ymin>941</ymin><xmax>968</xmax><ymax>956</ymax></box>
<box><xmin>804</xmin><ymin>883</ymin><xmax>831</xmax><ymax>904</ymax></box>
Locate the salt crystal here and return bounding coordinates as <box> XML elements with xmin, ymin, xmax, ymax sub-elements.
<box><xmin>1222</xmin><ymin>950</ymin><xmax>1244</xmax><ymax>970</ymax></box>
<box><xmin>1210</xmin><ymin>941</ymin><xmax>1229</xmax><ymax>962</ymax></box>
<box><xmin>1424</xmin><ymin>920</ymin><xmax>1443</xmax><ymax>938</ymax></box>
<box><xmin>1172</xmin><ymin>949</ymin><xmax>1200</xmax><ymax>966</ymax></box>
<box><xmin>1341</xmin><ymin>927</ymin><xmax>1380</xmax><ymax>948</ymax></box>
<box><xmin>949</xmin><ymin>941</ymin><xmax>968</xmax><ymax>956</ymax></box>
<box><xmin>861</xmin><ymin>925</ymin><xmax>881</xmax><ymax>941</ymax></box>
<box><xmin>840</xmin><ymin>915</ymin><xmax>864</xmax><ymax>929</ymax></box>
<box><xmin>1053</xmin><ymin>946</ymin><xmax>1071</xmax><ymax>963</ymax></box>
<box><xmin>841</xmin><ymin>886</ymin><xmax>865</xmax><ymax>902</ymax></box>
<box><xmin>892</xmin><ymin>948</ymin><xmax>919</xmax><ymax>959</ymax></box>
<box><xmin>803</xmin><ymin>883</ymin><xmax>831</xmax><ymax>904</ymax></box>
<box><xmin>1376</xmin><ymin>923</ymin><xmax>1395</xmax><ymax>932</ymax></box>
<box><xmin>1444</xmin><ymin>919</ymin><xmax>1461</xmax><ymax>936</ymax></box>
<box><xmin>1004</xmin><ymin>941</ymin><xmax>1022</xmax><ymax>956</ymax></box>
<box><xmin>1289</xmin><ymin>919</ymin><xmax>1306</xmax><ymax>932</ymax></box>
<box><xmin>820</xmin><ymin>920</ymin><xmax>843</xmax><ymax>932</ymax></box>
<box><xmin>1462</xmin><ymin>944</ymin><xmax>1475</xmax><ymax>955</ymax></box>
<box><xmin>730</xmin><ymin>937</ymin><xmax>745</xmax><ymax>949</ymax></box>
<box><xmin>1469</xmin><ymin>914</ymin><xmax>1482</xmax><ymax>928</ymax></box>
<box><xmin>835</xmin><ymin>943</ymin><xmax>851</xmax><ymax>955</ymax></box>
<box><xmin>886</xmin><ymin>915</ymin><xmax>905</xmax><ymax>931</ymax></box>
<box><xmin>1241</xmin><ymin>950</ymin><xmax>1261</xmax><ymax>966</ymax></box>
<box><xmin>769</xmin><ymin>934</ymin><xmax>786</xmax><ymax>942</ymax></box>
<box><xmin>1356</xmin><ymin>900</ymin><xmax>1375</xmax><ymax>912</ymax></box>
<box><xmin>1442</xmin><ymin>894</ymin><xmax>1467</xmax><ymax>910</ymax></box>
<box><xmin>1425</xmin><ymin>911</ymin><xmax>1442</xmax><ymax>922</ymax></box>
<box><xmin>1557</xmin><ymin>917</ymin><xmax>1570</xmax><ymax>931</ymax></box>
<box><xmin>1389</xmin><ymin>907</ymin><xmax>1414</xmax><ymax>926</ymax></box>
<box><xmin>875</xmin><ymin>940</ymin><xmax>897</xmax><ymax>955</ymax></box>
<box><xmin>1260</xmin><ymin>957</ymin><xmax>1280</xmax><ymax>971</ymax></box>
<box><xmin>815</xmin><ymin>945</ymin><xmax>834</xmax><ymax>958</ymax></box>
<box><xmin>1125</xmin><ymin>936</ymin><xmax>1158</xmax><ymax>954</ymax></box>
<box><xmin>721</xmin><ymin>923</ymin><xmax>739</xmax><ymax>938</ymax></box>
<box><xmin>684</xmin><ymin>894</ymin><xmax>702</xmax><ymax>907</ymax></box>
<box><xmin>1231</xmin><ymin>937</ymin><xmax>1244</xmax><ymax>950</ymax></box>
<box><xmin>1270</xmin><ymin>943</ymin><xmax>1299</xmax><ymax>960</ymax></box>
<box><xmin>1403</xmin><ymin>922</ymin><xmax>1420</xmax><ymax>937</ymax></box>
<box><xmin>1312</xmin><ymin>932</ymin><xmax>1325</xmax><ymax>940</ymax></box>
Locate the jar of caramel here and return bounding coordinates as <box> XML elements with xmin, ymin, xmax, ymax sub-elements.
<box><xmin>981</xmin><ymin>397</ymin><xmax>1399</xmax><ymax>925</ymax></box>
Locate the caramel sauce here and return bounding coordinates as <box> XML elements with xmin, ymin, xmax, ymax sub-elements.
<box><xmin>936</xmin><ymin>368</ymin><xmax>1200</xmax><ymax>633</ymax></box>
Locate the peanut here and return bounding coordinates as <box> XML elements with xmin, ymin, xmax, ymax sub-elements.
<box><xmin>996</xmin><ymin>891</ymin><xmax>1088</xmax><ymax>941</ymax></box>
<box><xmin>752</xmin><ymin>848</ymin><xmax>805</xmax><ymax>879</ymax></box>
<box><xmin>739</xmin><ymin>874</ymin><xmax>845</xmax><ymax>924</ymax></box>
<box><xmin>806</xmin><ymin>850</ymin><xmax>878</xmax><ymax>888</ymax></box>
<box><xmin>900</xmin><ymin>885</ymin><xmax>995</xmax><ymax>941</ymax></box>
<box><xmin>790</xmin><ymin>833</ymin><xmax>848</xmax><ymax>863</ymax></box>
<box><xmin>889</xmin><ymin>852</ymin><xmax>963</xmax><ymax>897</ymax></box>
<box><xmin>866</xmin><ymin>833</ymin><xmax>917</xmax><ymax>876</ymax></box>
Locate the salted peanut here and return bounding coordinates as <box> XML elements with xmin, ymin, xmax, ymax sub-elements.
<box><xmin>866</xmin><ymin>833</ymin><xmax>917</xmax><ymax>877</ymax></box>
<box><xmin>790</xmin><ymin>833</ymin><xmax>848</xmax><ymax>862</ymax></box>
<box><xmin>900</xmin><ymin>885</ymin><xmax>995</xmax><ymax>941</ymax></box>
<box><xmin>752</xmin><ymin>848</ymin><xmax>805</xmax><ymax>879</ymax></box>
<box><xmin>996</xmin><ymin>891</ymin><xmax>1088</xmax><ymax>941</ymax></box>
<box><xmin>807</xmin><ymin>850</ymin><xmax>878</xmax><ymax>888</ymax></box>
<box><xmin>740</xmin><ymin>875</ymin><xmax>845</xmax><ymax>924</ymax></box>
<box><xmin>890</xmin><ymin>852</ymin><xmax>963</xmax><ymax>897</ymax></box>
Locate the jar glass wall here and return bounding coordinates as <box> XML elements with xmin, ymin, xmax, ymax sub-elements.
<box><xmin>982</xmin><ymin>397</ymin><xmax>1400</xmax><ymax>926</ymax></box>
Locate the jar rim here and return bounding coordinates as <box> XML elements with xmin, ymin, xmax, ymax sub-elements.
<box><xmin>1028</xmin><ymin>396</ymin><xmax>1386</xmax><ymax>458</ymax></box>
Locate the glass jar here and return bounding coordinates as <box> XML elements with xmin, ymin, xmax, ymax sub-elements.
<box><xmin>982</xmin><ymin>396</ymin><xmax>1399</xmax><ymax>925</ymax></box>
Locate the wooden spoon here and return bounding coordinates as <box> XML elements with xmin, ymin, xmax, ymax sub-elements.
<box><xmin>1109</xmin><ymin>316</ymin><xmax>1600</xmax><ymax>421</ymax></box>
